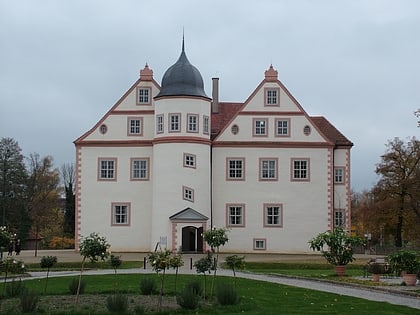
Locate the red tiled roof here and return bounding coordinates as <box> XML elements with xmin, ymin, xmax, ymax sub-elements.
<box><xmin>210</xmin><ymin>102</ymin><xmax>243</xmax><ymax>139</ymax></box>
<box><xmin>311</xmin><ymin>116</ymin><xmax>353</xmax><ymax>147</ymax></box>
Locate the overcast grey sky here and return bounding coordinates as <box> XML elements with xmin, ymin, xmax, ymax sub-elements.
<box><xmin>1</xmin><ymin>0</ymin><xmax>419</xmax><ymax>192</ymax></box>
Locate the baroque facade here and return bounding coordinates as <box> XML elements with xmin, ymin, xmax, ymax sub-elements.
<box><xmin>74</xmin><ymin>42</ymin><xmax>353</xmax><ymax>253</ymax></box>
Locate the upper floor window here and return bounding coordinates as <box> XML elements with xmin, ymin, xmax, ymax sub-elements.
<box><xmin>203</xmin><ymin>115</ymin><xmax>210</xmax><ymax>134</ymax></box>
<box><xmin>98</xmin><ymin>158</ymin><xmax>117</xmax><ymax>181</ymax></box>
<box><xmin>264</xmin><ymin>204</ymin><xmax>283</xmax><ymax>227</ymax></box>
<box><xmin>334</xmin><ymin>167</ymin><xmax>345</xmax><ymax>184</ymax></box>
<box><xmin>169</xmin><ymin>113</ymin><xmax>181</xmax><ymax>132</ymax></box>
<box><xmin>226</xmin><ymin>204</ymin><xmax>245</xmax><ymax>227</ymax></box>
<box><xmin>260</xmin><ymin>158</ymin><xmax>278</xmax><ymax>181</ymax></box>
<box><xmin>112</xmin><ymin>203</ymin><xmax>130</xmax><ymax>226</ymax></box>
<box><xmin>265</xmin><ymin>88</ymin><xmax>280</xmax><ymax>106</ymax></box>
<box><xmin>156</xmin><ymin>114</ymin><xmax>164</xmax><ymax>134</ymax></box>
<box><xmin>183</xmin><ymin>186</ymin><xmax>194</xmax><ymax>202</ymax></box>
<box><xmin>131</xmin><ymin>158</ymin><xmax>149</xmax><ymax>180</ymax></box>
<box><xmin>275</xmin><ymin>119</ymin><xmax>290</xmax><ymax>137</ymax></box>
<box><xmin>291</xmin><ymin>158</ymin><xmax>309</xmax><ymax>181</ymax></box>
<box><xmin>128</xmin><ymin>117</ymin><xmax>143</xmax><ymax>136</ymax></box>
<box><xmin>253</xmin><ymin>118</ymin><xmax>268</xmax><ymax>136</ymax></box>
<box><xmin>227</xmin><ymin>158</ymin><xmax>245</xmax><ymax>180</ymax></box>
<box><xmin>187</xmin><ymin>114</ymin><xmax>199</xmax><ymax>133</ymax></box>
<box><xmin>137</xmin><ymin>87</ymin><xmax>151</xmax><ymax>105</ymax></box>
<box><xmin>184</xmin><ymin>153</ymin><xmax>196</xmax><ymax>168</ymax></box>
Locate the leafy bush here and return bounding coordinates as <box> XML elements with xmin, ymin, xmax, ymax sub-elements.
<box><xmin>185</xmin><ymin>279</ymin><xmax>203</xmax><ymax>296</ymax></box>
<box><xmin>216</xmin><ymin>283</ymin><xmax>239</xmax><ymax>305</ymax></box>
<box><xmin>139</xmin><ymin>277</ymin><xmax>157</xmax><ymax>295</ymax></box>
<box><xmin>19</xmin><ymin>289</ymin><xmax>39</xmax><ymax>313</ymax></box>
<box><xmin>106</xmin><ymin>294</ymin><xmax>129</xmax><ymax>313</ymax></box>
<box><xmin>5</xmin><ymin>279</ymin><xmax>26</xmax><ymax>298</ymax></box>
<box><xmin>176</xmin><ymin>286</ymin><xmax>200</xmax><ymax>310</ymax></box>
<box><xmin>68</xmin><ymin>278</ymin><xmax>86</xmax><ymax>295</ymax></box>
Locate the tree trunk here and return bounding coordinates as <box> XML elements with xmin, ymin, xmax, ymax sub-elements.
<box><xmin>395</xmin><ymin>196</ymin><xmax>404</xmax><ymax>248</ymax></box>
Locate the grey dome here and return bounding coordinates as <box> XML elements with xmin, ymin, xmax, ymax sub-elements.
<box><xmin>155</xmin><ymin>42</ymin><xmax>209</xmax><ymax>99</ymax></box>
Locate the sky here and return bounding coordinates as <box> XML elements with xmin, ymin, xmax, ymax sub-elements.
<box><xmin>1</xmin><ymin>0</ymin><xmax>419</xmax><ymax>192</ymax></box>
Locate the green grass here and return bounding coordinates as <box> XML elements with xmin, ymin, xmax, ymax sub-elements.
<box><xmin>10</xmin><ymin>273</ymin><xmax>415</xmax><ymax>314</ymax></box>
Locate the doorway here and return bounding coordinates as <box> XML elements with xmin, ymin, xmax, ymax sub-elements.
<box><xmin>181</xmin><ymin>226</ymin><xmax>203</xmax><ymax>252</ymax></box>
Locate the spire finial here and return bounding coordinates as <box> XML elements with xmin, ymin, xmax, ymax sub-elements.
<box><xmin>182</xmin><ymin>28</ymin><xmax>185</xmax><ymax>52</ymax></box>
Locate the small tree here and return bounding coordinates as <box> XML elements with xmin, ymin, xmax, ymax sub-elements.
<box><xmin>194</xmin><ymin>251</ymin><xmax>213</xmax><ymax>299</ymax></box>
<box><xmin>225</xmin><ymin>255</ymin><xmax>245</xmax><ymax>288</ymax></box>
<box><xmin>147</xmin><ymin>249</ymin><xmax>172</xmax><ymax>312</ymax></box>
<box><xmin>40</xmin><ymin>256</ymin><xmax>57</xmax><ymax>293</ymax></box>
<box><xmin>76</xmin><ymin>232</ymin><xmax>110</xmax><ymax>304</ymax></box>
<box><xmin>169</xmin><ymin>252</ymin><xmax>183</xmax><ymax>294</ymax></box>
<box><xmin>202</xmin><ymin>227</ymin><xmax>229</xmax><ymax>297</ymax></box>
<box><xmin>108</xmin><ymin>255</ymin><xmax>122</xmax><ymax>294</ymax></box>
<box><xmin>309</xmin><ymin>228</ymin><xmax>364</xmax><ymax>275</ymax></box>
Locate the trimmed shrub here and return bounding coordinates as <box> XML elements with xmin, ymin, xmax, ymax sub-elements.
<box><xmin>216</xmin><ymin>283</ymin><xmax>239</xmax><ymax>305</ymax></box>
<box><xmin>20</xmin><ymin>289</ymin><xmax>39</xmax><ymax>313</ymax></box>
<box><xmin>176</xmin><ymin>286</ymin><xmax>200</xmax><ymax>310</ymax></box>
<box><xmin>185</xmin><ymin>279</ymin><xmax>203</xmax><ymax>297</ymax></box>
<box><xmin>68</xmin><ymin>278</ymin><xmax>86</xmax><ymax>295</ymax></box>
<box><xmin>106</xmin><ymin>294</ymin><xmax>129</xmax><ymax>313</ymax></box>
<box><xmin>139</xmin><ymin>277</ymin><xmax>157</xmax><ymax>295</ymax></box>
<box><xmin>5</xmin><ymin>279</ymin><xmax>26</xmax><ymax>298</ymax></box>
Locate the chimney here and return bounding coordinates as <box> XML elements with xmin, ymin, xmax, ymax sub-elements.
<box><xmin>212</xmin><ymin>77</ymin><xmax>219</xmax><ymax>113</ymax></box>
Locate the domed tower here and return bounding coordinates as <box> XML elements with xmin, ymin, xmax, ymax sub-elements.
<box><xmin>151</xmin><ymin>39</ymin><xmax>211</xmax><ymax>252</ymax></box>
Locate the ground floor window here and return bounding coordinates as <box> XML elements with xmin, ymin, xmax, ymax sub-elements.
<box><xmin>253</xmin><ymin>238</ymin><xmax>266</xmax><ymax>250</ymax></box>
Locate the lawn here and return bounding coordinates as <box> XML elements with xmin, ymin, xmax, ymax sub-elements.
<box><xmin>0</xmin><ymin>272</ymin><xmax>416</xmax><ymax>314</ymax></box>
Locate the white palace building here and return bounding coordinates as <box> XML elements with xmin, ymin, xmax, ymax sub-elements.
<box><xmin>74</xmin><ymin>41</ymin><xmax>353</xmax><ymax>254</ymax></box>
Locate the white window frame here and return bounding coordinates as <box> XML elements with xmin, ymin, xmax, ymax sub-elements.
<box><xmin>187</xmin><ymin>114</ymin><xmax>199</xmax><ymax>133</ymax></box>
<box><xmin>253</xmin><ymin>118</ymin><xmax>268</xmax><ymax>136</ymax></box>
<box><xmin>265</xmin><ymin>88</ymin><xmax>279</xmax><ymax>106</ymax></box>
<box><xmin>128</xmin><ymin>117</ymin><xmax>143</xmax><ymax>136</ymax></box>
<box><xmin>183</xmin><ymin>153</ymin><xmax>196</xmax><ymax>169</ymax></box>
<box><xmin>98</xmin><ymin>158</ymin><xmax>117</xmax><ymax>181</ymax></box>
<box><xmin>183</xmin><ymin>186</ymin><xmax>194</xmax><ymax>202</ymax></box>
<box><xmin>275</xmin><ymin>118</ymin><xmax>290</xmax><ymax>137</ymax></box>
<box><xmin>264</xmin><ymin>204</ymin><xmax>283</xmax><ymax>227</ymax></box>
<box><xmin>137</xmin><ymin>87</ymin><xmax>151</xmax><ymax>105</ymax></box>
<box><xmin>111</xmin><ymin>202</ymin><xmax>130</xmax><ymax>226</ymax></box>
<box><xmin>169</xmin><ymin>113</ymin><xmax>181</xmax><ymax>132</ymax></box>
<box><xmin>291</xmin><ymin>158</ymin><xmax>310</xmax><ymax>181</ymax></box>
<box><xmin>156</xmin><ymin>114</ymin><xmax>164</xmax><ymax>134</ymax></box>
<box><xmin>260</xmin><ymin>158</ymin><xmax>278</xmax><ymax>181</ymax></box>
<box><xmin>226</xmin><ymin>204</ymin><xmax>245</xmax><ymax>227</ymax></box>
<box><xmin>253</xmin><ymin>238</ymin><xmax>267</xmax><ymax>250</ymax></box>
<box><xmin>226</xmin><ymin>158</ymin><xmax>245</xmax><ymax>180</ymax></box>
<box><xmin>334</xmin><ymin>209</ymin><xmax>344</xmax><ymax>227</ymax></box>
<box><xmin>131</xmin><ymin>158</ymin><xmax>149</xmax><ymax>180</ymax></box>
<box><xmin>203</xmin><ymin>115</ymin><xmax>210</xmax><ymax>134</ymax></box>
<box><xmin>334</xmin><ymin>167</ymin><xmax>345</xmax><ymax>184</ymax></box>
